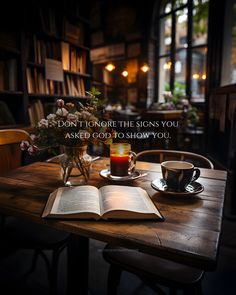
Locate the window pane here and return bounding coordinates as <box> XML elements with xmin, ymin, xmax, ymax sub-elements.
<box><xmin>174</xmin><ymin>0</ymin><xmax>187</xmax><ymax>9</ymax></box>
<box><xmin>159</xmin><ymin>57</ymin><xmax>171</xmax><ymax>101</ymax></box>
<box><xmin>193</xmin><ymin>0</ymin><xmax>209</xmax><ymax>6</ymax></box>
<box><xmin>160</xmin><ymin>1</ymin><xmax>172</xmax><ymax>14</ymax></box>
<box><xmin>221</xmin><ymin>0</ymin><xmax>236</xmax><ymax>85</ymax></box>
<box><xmin>160</xmin><ymin>15</ymin><xmax>172</xmax><ymax>55</ymax></box>
<box><xmin>175</xmin><ymin>49</ymin><xmax>186</xmax><ymax>95</ymax></box>
<box><xmin>192</xmin><ymin>0</ymin><xmax>209</xmax><ymax>46</ymax></box>
<box><xmin>191</xmin><ymin>47</ymin><xmax>207</xmax><ymax>100</ymax></box>
<box><xmin>165</xmin><ymin>1</ymin><xmax>172</xmax><ymax>14</ymax></box>
<box><xmin>176</xmin><ymin>8</ymin><xmax>188</xmax><ymax>49</ymax></box>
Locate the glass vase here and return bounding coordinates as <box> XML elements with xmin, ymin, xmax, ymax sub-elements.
<box><xmin>60</xmin><ymin>145</ymin><xmax>92</xmax><ymax>186</ymax></box>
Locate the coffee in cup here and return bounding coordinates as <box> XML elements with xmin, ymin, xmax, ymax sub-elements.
<box><xmin>161</xmin><ymin>160</ymin><xmax>200</xmax><ymax>191</ymax></box>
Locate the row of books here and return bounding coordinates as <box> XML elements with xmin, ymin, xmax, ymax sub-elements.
<box><xmin>28</xmin><ymin>99</ymin><xmax>58</xmax><ymax>127</ymax></box>
<box><xmin>0</xmin><ymin>59</ymin><xmax>18</xmax><ymax>91</ymax></box>
<box><xmin>28</xmin><ymin>99</ymin><xmax>45</xmax><ymax>126</ymax></box>
<box><xmin>26</xmin><ymin>67</ymin><xmax>85</xmax><ymax>96</ymax></box>
<box><xmin>27</xmin><ymin>36</ymin><xmax>87</xmax><ymax>74</ymax></box>
<box><xmin>27</xmin><ymin>36</ymin><xmax>61</xmax><ymax>64</ymax></box>
<box><xmin>61</xmin><ymin>42</ymin><xmax>87</xmax><ymax>73</ymax></box>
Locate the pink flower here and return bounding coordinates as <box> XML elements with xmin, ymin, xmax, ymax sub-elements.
<box><xmin>28</xmin><ymin>145</ymin><xmax>39</xmax><ymax>155</ymax></box>
<box><xmin>57</xmin><ymin>99</ymin><xmax>65</xmax><ymax>108</ymax></box>
<box><xmin>67</xmin><ymin>113</ymin><xmax>78</xmax><ymax>122</ymax></box>
<box><xmin>47</xmin><ymin>114</ymin><xmax>56</xmax><ymax>120</ymax></box>
<box><xmin>56</xmin><ymin>108</ymin><xmax>69</xmax><ymax>117</ymax></box>
<box><xmin>181</xmin><ymin>99</ymin><xmax>189</xmax><ymax>106</ymax></box>
<box><xmin>20</xmin><ymin>141</ymin><xmax>30</xmax><ymax>151</ymax></box>
<box><xmin>38</xmin><ymin>119</ymin><xmax>49</xmax><ymax>128</ymax></box>
<box><xmin>30</xmin><ymin>134</ymin><xmax>38</xmax><ymax>142</ymax></box>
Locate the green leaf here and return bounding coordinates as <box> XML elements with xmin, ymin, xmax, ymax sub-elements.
<box><xmin>86</xmin><ymin>87</ymin><xmax>101</xmax><ymax>98</ymax></box>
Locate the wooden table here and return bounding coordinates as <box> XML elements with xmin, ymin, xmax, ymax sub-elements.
<box><xmin>0</xmin><ymin>159</ymin><xmax>227</xmax><ymax>294</ymax></box>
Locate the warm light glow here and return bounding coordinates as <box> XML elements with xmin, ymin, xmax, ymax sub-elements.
<box><xmin>118</xmin><ymin>145</ymin><xmax>125</xmax><ymax>155</ymax></box>
<box><xmin>202</xmin><ymin>74</ymin><xmax>207</xmax><ymax>80</ymax></box>
<box><xmin>110</xmin><ymin>143</ymin><xmax>130</xmax><ymax>157</ymax></box>
<box><xmin>105</xmin><ymin>63</ymin><xmax>115</xmax><ymax>71</ymax></box>
<box><xmin>140</xmin><ymin>64</ymin><xmax>150</xmax><ymax>73</ymax></box>
<box><xmin>122</xmin><ymin>70</ymin><xmax>128</xmax><ymax>77</ymax></box>
<box><xmin>163</xmin><ymin>62</ymin><xmax>172</xmax><ymax>70</ymax></box>
<box><xmin>192</xmin><ymin>73</ymin><xmax>200</xmax><ymax>79</ymax></box>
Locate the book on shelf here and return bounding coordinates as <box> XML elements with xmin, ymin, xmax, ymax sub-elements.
<box><xmin>27</xmin><ymin>35</ymin><xmax>87</xmax><ymax>73</ymax></box>
<box><xmin>38</xmin><ymin>72</ymin><xmax>45</xmax><ymax>94</ymax></box>
<box><xmin>27</xmin><ymin>66</ymin><xmax>69</xmax><ymax>96</ymax></box>
<box><xmin>28</xmin><ymin>99</ymin><xmax>45</xmax><ymax>126</ymax></box>
<box><xmin>80</xmin><ymin>51</ymin><xmax>87</xmax><ymax>73</ymax></box>
<box><xmin>42</xmin><ymin>185</ymin><xmax>164</xmax><ymax>220</ymax></box>
<box><xmin>70</xmin><ymin>47</ymin><xmax>77</xmax><ymax>72</ymax></box>
<box><xmin>61</xmin><ymin>42</ymin><xmax>70</xmax><ymax>70</ymax></box>
<box><xmin>65</xmin><ymin>43</ymin><xmax>87</xmax><ymax>73</ymax></box>
<box><xmin>27</xmin><ymin>35</ymin><xmax>61</xmax><ymax>64</ymax></box>
<box><xmin>64</xmin><ymin>75</ymin><xmax>85</xmax><ymax>96</ymax></box>
<box><xmin>26</xmin><ymin>67</ymin><xmax>34</xmax><ymax>93</ymax></box>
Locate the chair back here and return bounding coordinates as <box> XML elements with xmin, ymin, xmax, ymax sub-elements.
<box><xmin>136</xmin><ymin>149</ymin><xmax>214</xmax><ymax>169</ymax></box>
<box><xmin>0</xmin><ymin>129</ymin><xmax>31</xmax><ymax>174</ymax></box>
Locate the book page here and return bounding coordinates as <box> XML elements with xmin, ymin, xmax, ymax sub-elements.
<box><xmin>50</xmin><ymin>186</ymin><xmax>100</xmax><ymax>215</ymax></box>
<box><xmin>99</xmin><ymin>185</ymin><xmax>158</xmax><ymax>215</ymax></box>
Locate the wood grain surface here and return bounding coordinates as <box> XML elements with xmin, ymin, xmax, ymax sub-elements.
<box><xmin>0</xmin><ymin>158</ymin><xmax>227</xmax><ymax>270</ymax></box>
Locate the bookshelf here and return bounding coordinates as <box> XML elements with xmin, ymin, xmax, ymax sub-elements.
<box><xmin>25</xmin><ymin>3</ymin><xmax>91</xmax><ymax>126</ymax></box>
<box><xmin>0</xmin><ymin>27</ymin><xmax>28</xmax><ymax>126</ymax></box>
<box><xmin>0</xmin><ymin>1</ymin><xmax>91</xmax><ymax>128</ymax></box>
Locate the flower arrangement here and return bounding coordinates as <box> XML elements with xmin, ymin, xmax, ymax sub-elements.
<box><xmin>152</xmin><ymin>91</ymin><xmax>199</xmax><ymax>127</ymax></box>
<box><xmin>20</xmin><ymin>88</ymin><xmax>115</xmax><ymax>155</ymax></box>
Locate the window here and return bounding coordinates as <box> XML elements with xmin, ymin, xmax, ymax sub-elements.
<box><xmin>221</xmin><ymin>0</ymin><xmax>236</xmax><ymax>86</ymax></box>
<box><xmin>157</xmin><ymin>0</ymin><xmax>209</xmax><ymax>102</ymax></box>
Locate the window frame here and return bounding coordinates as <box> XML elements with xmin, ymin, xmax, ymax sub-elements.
<box><xmin>157</xmin><ymin>0</ymin><xmax>209</xmax><ymax>102</ymax></box>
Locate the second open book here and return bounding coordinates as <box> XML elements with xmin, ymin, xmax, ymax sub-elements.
<box><xmin>42</xmin><ymin>185</ymin><xmax>164</xmax><ymax>220</ymax></box>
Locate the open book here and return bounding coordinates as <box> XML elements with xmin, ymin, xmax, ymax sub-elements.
<box><xmin>42</xmin><ymin>185</ymin><xmax>164</xmax><ymax>220</ymax></box>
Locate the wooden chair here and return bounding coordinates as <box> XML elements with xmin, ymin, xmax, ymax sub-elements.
<box><xmin>136</xmin><ymin>149</ymin><xmax>214</xmax><ymax>169</ymax></box>
<box><xmin>0</xmin><ymin>129</ymin><xmax>69</xmax><ymax>294</ymax></box>
<box><xmin>103</xmin><ymin>150</ymin><xmax>214</xmax><ymax>295</ymax></box>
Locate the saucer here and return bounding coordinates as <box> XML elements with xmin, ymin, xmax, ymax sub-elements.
<box><xmin>151</xmin><ymin>178</ymin><xmax>204</xmax><ymax>196</ymax></box>
<box><xmin>99</xmin><ymin>169</ymin><xmax>144</xmax><ymax>181</ymax></box>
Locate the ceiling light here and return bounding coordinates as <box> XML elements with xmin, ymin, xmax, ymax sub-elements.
<box><xmin>192</xmin><ymin>73</ymin><xmax>200</xmax><ymax>79</ymax></box>
<box><xmin>105</xmin><ymin>63</ymin><xmax>115</xmax><ymax>71</ymax></box>
<box><xmin>121</xmin><ymin>70</ymin><xmax>128</xmax><ymax>77</ymax></box>
<box><xmin>163</xmin><ymin>62</ymin><xmax>172</xmax><ymax>70</ymax></box>
<box><xmin>140</xmin><ymin>64</ymin><xmax>150</xmax><ymax>73</ymax></box>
